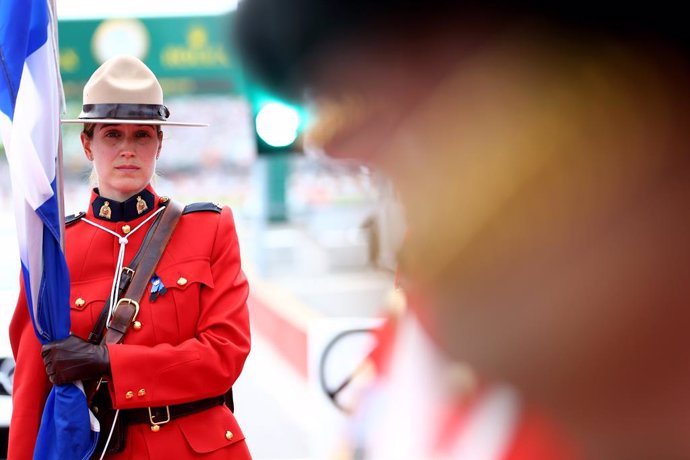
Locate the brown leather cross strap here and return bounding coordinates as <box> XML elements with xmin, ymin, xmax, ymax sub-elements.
<box><xmin>103</xmin><ymin>200</ymin><xmax>184</xmax><ymax>345</ymax></box>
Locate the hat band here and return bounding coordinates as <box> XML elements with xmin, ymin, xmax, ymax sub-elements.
<box><xmin>79</xmin><ymin>103</ymin><xmax>170</xmax><ymax>121</ymax></box>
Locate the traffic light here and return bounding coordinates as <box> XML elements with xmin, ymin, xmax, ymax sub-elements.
<box><xmin>243</xmin><ymin>79</ymin><xmax>306</xmax><ymax>154</ymax></box>
<box><xmin>255</xmin><ymin>101</ymin><xmax>301</xmax><ymax>152</ymax></box>
<box><xmin>241</xmin><ymin>84</ymin><xmax>306</xmax><ymax>220</ymax></box>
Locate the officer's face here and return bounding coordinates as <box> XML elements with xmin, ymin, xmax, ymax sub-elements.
<box><xmin>82</xmin><ymin>123</ymin><xmax>162</xmax><ymax>202</ymax></box>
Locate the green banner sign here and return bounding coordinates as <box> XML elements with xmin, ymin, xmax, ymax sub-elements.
<box><xmin>58</xmin><ymin>13</ymin><xmax>242</xmax><ymax>98</ymax></box>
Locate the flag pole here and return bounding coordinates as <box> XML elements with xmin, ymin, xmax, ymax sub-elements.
<box><xmin>48</xmin><ymin>0</ymin><xmax>66</xmax><ymax>249</ymax></box>
<box><xmin>57</xmin><ymin>126</ymin><xmax>65</xmax><ymax>248</ymax></box>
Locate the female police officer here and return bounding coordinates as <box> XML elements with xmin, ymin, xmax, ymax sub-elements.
<box><xmin>9</xmin><ymin>55</ymin><xmax>252</xmax><ymax>459</ymax></box>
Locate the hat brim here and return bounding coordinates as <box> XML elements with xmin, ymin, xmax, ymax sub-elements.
<box><xmin>61</xmin><ymin>118</ymin><xmax>208</xmax><ymax>127</ymax></box>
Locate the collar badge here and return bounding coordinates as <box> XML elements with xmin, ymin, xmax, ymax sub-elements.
<box><xmin>136</xmin><ymin>196</ymin><xmax>148</xmax><ymax>215</ymax></box>
<box><xmin>99</xmin><ymin>201</ymin><xmax>112</xmax><ymax>219</ymax></box>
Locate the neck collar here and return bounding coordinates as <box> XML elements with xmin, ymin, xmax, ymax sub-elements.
<box><xmin>90</xmin><ymin>187</ymin><xmax>157</xmax><ymax>222</ymax></box>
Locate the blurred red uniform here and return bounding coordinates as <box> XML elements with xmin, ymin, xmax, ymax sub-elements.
<box><xmin>344</xmin><ymin>288</ymin><xmax>578</xmax><ymax>460</ymax></box>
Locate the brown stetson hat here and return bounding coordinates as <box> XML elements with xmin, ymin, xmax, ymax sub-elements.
<box><xmin>61</xmin><ymin>55</ymin><xmax>206</xmax><ymax>127</ymax></box>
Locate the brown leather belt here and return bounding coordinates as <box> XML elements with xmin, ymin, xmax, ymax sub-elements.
<box><xmin>124</xmin><ymin>395</ymin><xmax>226</xmax><ymax>426</ymax></box>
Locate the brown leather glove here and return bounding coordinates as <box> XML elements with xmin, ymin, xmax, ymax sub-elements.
<box><xmin>41</xmin><ymin>334</ymin><xmax>110</xmax><ymax>385</ymax></box>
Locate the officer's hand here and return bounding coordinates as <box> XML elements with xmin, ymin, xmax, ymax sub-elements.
<box><xmin>41</xmin><ymin>334</ymin><xmax>110</xmax><ymax>385</ymax></box>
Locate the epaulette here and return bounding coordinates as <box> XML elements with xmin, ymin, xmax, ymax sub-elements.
<box><xmin>65</xmin><ymin>211</ymin><xmax>86</xmax><ymax>226</ymax></box>
<box><xmin>183</xmin><ymin>202</ymin><xmax>222</xmax><ymax>214</ymax></box>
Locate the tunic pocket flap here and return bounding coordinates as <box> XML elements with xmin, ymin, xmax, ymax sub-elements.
<box><xmin>70</xmin><ymin>277</ymin><xmax>113</xmax><ymax>311</ymax></box>
<box><xmin>157</xmin><ymin>258</ymin><xmax>214</xmax><ymax>291</ymax></box>
<box><xmin>177</xmin><ymin>404</ymin><xmax>245</xmax><ymax>453</ymax></box>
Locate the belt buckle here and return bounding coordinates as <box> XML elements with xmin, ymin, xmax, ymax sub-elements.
<box><xmin>148</xmin><ymin>406</ymin><xmax>171</xmax><ymax>432</ymax></box>
<box><xmin>113</xmin><ymin>297</ymin><xmax>140</xmax><ymax>324</ymax></box>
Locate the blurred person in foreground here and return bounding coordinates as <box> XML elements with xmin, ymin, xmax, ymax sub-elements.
<box><xmin>234</xmin><ymin>2</ymin><xmax>689</xmax><ymax>459</ymax></box>
<box><xmin>9</xmin><ymin>55</ymin><xmax>251</xmax><ymax>459</ymax></box>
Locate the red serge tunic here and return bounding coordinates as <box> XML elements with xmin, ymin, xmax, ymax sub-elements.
<box><xmin>8</xmin><ymin>187</ymin><xmax>252</xmax><ymax>459</ymax></box>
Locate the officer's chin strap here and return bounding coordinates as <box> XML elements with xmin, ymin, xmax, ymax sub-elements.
<box><xmin>98</xmin><ymin>409</ymin><xmax>120</xmax><ymax>460</ymax></box>
<box><xmin>82</xmin><ymin>207</ymin><xmax>165</xmax><ymax>324</ymax></box>
<box><xmin>82</xmin><ymin>206</ymin><xmax>165</xmax><ymax>459</ymax></box>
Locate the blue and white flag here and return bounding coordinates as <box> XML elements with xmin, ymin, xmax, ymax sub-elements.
<box><xmin>0</xmin><ymin>0</ymin><xmax>98</xmax><ymax>459</ymax></box>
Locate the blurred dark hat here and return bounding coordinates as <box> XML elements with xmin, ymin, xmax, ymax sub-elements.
<box><xmin>233</xmin><ymin>0</ymin><xmax>687</xmax><ymax>100</ymax></box>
